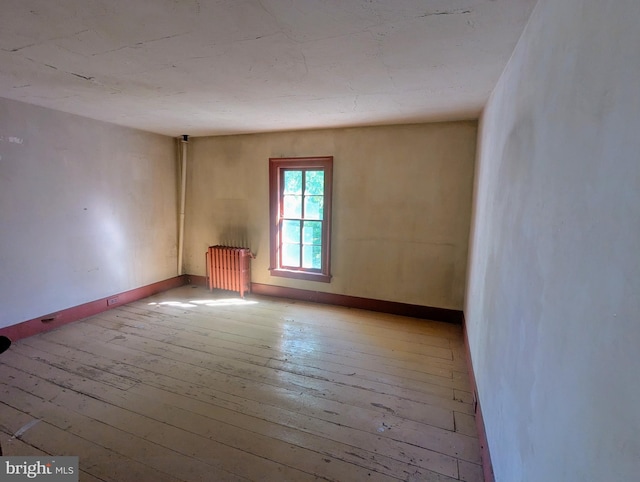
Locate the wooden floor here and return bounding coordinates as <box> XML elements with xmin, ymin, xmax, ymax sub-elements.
<box><xmin>0</xmin><ymin>286</ymin><xmax>483</xmax><ymax>481</ymax></box>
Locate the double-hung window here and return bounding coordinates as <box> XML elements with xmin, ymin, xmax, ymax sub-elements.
<box><xmin>269</xmin><ymin>156</ymin><xmax>332</xmax><ymax>282</ymax></box>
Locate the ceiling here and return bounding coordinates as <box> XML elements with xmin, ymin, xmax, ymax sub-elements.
<box><xmin>0</xmin><ymin>0</ymin><xmax>537</xmax><ymax>137</ymax></box>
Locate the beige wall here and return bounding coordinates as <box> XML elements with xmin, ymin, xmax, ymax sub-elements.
<box><xmin>465</xmin><ymin>0</ymin><xmax>640</xmax><ymax>480</ymax></box>
<box><xmin>0</xmin><ymin>97</ymin><xmax>177</xmax><ymax>329</ymax></box>
<box><xmin>185</xmin><ymin>122</ymin><xmax>476</xmax><ymax>309</ymax></box>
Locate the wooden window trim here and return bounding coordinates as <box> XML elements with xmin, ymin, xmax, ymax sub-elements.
<box><xmin>269</xmin><ymin>156</ymin><xmax>333</xmax><ymax>283</ymax></box>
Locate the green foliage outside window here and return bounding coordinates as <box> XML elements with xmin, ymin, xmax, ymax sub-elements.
<box><xmin>281</xmin><ymin>169</ymin><xmax>324</xmax><ymax>270</ymax></box>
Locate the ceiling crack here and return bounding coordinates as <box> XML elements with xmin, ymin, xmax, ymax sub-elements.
<box><xmin>91</xmin><ymin>32</ymin><xmax>189</xmax><ymax>56</ymax></box>
<box><xmin>3</xmin><ymin>29</ymin><xmax>90</xmax><ymax>53</ymax></box>
<box><xmin>417</xmin><ymin>9</ymin><xmax>472</xmax><ymax>18</ymax></box>
<box><xmin>3</xmin><ymin>43</ymin><xmax>38</xmax><ymax>53</ymax></box>
<box><xmin>69</xmin><ymin>72</ymin><xmax>94</xmax><ymax>81</ymax></box>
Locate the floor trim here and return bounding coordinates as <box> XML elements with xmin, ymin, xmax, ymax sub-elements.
<box><xmin>186</xmin><ymin>274</ymin><xmax>207</xmax><ymax>287</ymax></box>
<box><xmin>0</xmin><ymin>276</ymin><xmax>187</xmax><ymax>342</ymax></box>
<box><xmin>462</xmin><ymin>314</ymin><xmax>495</xmax><ymax>482</ymax></box>
<box><xmin>249</xmin><ymin>282</ymin><xmax>462</xmax><ymax>324</ymax></box>
<box><xmin>185</xmin><ymin>275</ymin><xmax>463</xmax><ymax>323</ymax></box>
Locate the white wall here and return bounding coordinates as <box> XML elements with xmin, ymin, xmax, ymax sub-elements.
<box><xmin>465</xmin><ymin>0</ymin><xmax>640</xmax><ymax>480</ymax></box>
<box><xmin>185</xmin><ymin>122</ymin><xmax>476</xmax><ymax>310</ymax></box>
<box><xmin>0</xmin><ymin>97</ymin><xmax>177</xmax><ymax>328</ymax></box>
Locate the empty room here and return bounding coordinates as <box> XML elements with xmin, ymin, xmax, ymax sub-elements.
<box><xmin>0</xmin><ymin>0</ymin><xmax>638</xmax><ymax>481</ymax></box>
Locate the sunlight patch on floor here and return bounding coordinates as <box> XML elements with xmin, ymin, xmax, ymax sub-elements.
<box><xmin>148</xmin><ymin>298</ymin><xmax>258</xmax><ymax>308</ymax></box>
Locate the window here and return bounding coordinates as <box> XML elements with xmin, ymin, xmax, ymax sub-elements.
<box><xmin>269</xmin><ymin>156</ymin><xmax>333</xmax><ymax>282</ymax></box>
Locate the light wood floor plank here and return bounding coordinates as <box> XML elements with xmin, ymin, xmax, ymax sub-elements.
<box><xmin>122</xmin><ymin>301</ymin><xmax>457</xmax><ymax>361</ymax></box>
<box><xmin>0</xmin><ymin>353</ymin><xmax>331</xmax><ymax>481</ymax></box>
<box><xmin>14</xmin><ymin>332</ymin><xmax>468</xmax><ymax>474</ymax></box>
<box><xmin>119</xmin><ymin>301</ymin><xmax>464</xmax><ymax>368</ymax></box>
<box><xmin>88</xmin><ymin>311</ymin><xmax>474</xmax><ymax>416</ymax></box>
<box><xmin>0</xmin><ymin>286</ymin><xmax>482</xmax><ymax>481</ymax></box>
<box><xmin>0</xmin><ymin>360</ymin><xmax>399</xmax><ymax>482</ymax></box>
<box><xmin>100</xmin><ymin>307</ymin><xmax>470</xmax><ymax>390</ymax></box>
<box><xmin>0</xmin><ymin>380</ymin><xmax>248</xmax><ymax>482</ymax></box>
<box><xmin>114</xmin><ymin>304</ymin><xmax>468</xmax><ymax>390</ymax></box>
<box><xmin>110</xmin><ymin>298</ymin><xmax>472</xmax><ymax>390</ymax></box>
<box><xmin>0</xmin><ymin>400</ymin><xmax>182</xmax><ymax>482</ymax></box>
<box><xmin>53</xmin><ymin>317</ymin><xmax>462</xmax><ymax>431</ymax></box>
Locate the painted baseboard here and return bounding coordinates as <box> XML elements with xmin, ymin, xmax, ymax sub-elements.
<box><xmin>250</xmin><ymin>282</ymin><xmax>462</xmax><ymax>324</ymax></box>
<box><xmin>0</xmin><ymin>276</ymin><xmax>187</xmax><ymax>342</ymax></box>
<box><xmin>185</xmin><ymin>274</ymin><xmax>207</xmax><ymax>287</ymax></box>
<box><xmin>186</xmin><ymin>275</ymin><xmax>462</xmax><ymax>323</ymax></box>
<box><xmin>462</xmin><ymin>314</ymin><xmax>495</xmax><ymax>482</ymax></box>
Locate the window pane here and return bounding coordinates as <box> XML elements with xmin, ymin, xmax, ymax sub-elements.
<box><xmin>305</xmin><ymin>171</ymin><xmax>324</xmax><ymax>195</ymax></box>
<box><xmin>270</xmin><ymin>156</ymin><xmax>332</xmax><ymax>281</ymax></box>
<box><xmin>302</xmin><ymin>245</ymin><xmax>322</xmax><ymax>269</ymax></box>
<box><xmin>282</xmin><ymin>220</ymin><xmax>300</xmax><ymax>243</ymax></box>
<box><xmin>284</xmin><ymin>170</ymin><xmax>302</xmax><ymax>194</ymax></box>
<box><xmin>282</xmin><ymin>243</ymin><xmax>301</xmax><ymax>267</ymax></box>
<box><xmin>283</xmin><ymin>195</ymin><xmax>302</xmax><ymax>218</ymax></box>
<box><xmin>303</xmin><ymin>221</ymin><xmax>322</xmax><ymax>245</ymax></box>
<box><xmin>304</xmin><ymin>195</ymin><xmax>323</xmax><ymax>220</ymax></box>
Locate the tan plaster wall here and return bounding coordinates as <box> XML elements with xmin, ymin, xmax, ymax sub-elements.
<box><xmin>185</xmin><ymin>121</ymin><xmax>476</xmax><ymax>309</ymax></box>
<box><xmin>465</xmin><ymin>0</ymin><xmax>640</xmax><ymax>479</ymax></box>
<box><xmin>0</xmin><ymin>97</ymin><xmax>177</xmax><ymax>328</ymax></box>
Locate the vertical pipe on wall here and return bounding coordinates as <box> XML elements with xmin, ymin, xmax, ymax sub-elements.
<box><xmin>177</xmin><ymin>134</ymin><xmax>189</xmax><ymax>275</ymax></box>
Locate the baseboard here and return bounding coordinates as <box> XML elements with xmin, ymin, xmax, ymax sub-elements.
<box><xmin>185</xmin><ymin>274</ymin><xmax>207</xmax><ymax>287</ymax></box>
<box><xmin>249</xmin><ymin>282</ymin><xmax>463</xmax><ymax>324</ymax></box>
<box><xmin>0</xmin><ymin>276</ymin><xmax>187</xmax><ymax>342</ymax></box>
<box><xmin>462</xmin><ymin>314</ymin><xmax>495</xmax><ymax>482</ymax></box>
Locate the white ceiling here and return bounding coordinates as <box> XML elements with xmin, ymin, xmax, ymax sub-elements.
<box><xmin>0</xmin><ymin>0</ymin><xmax>536</xmax><ymax>137</ymax></box>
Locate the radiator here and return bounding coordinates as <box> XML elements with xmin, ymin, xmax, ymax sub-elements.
<box><xmin>206</xmin><ymin>246</ymin><xmax>253</xmax><ymax>298</ymax></box>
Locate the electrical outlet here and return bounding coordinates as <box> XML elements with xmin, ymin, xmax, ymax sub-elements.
<box><xmin>107</xmin><ymin>297</ymin><xmax>119</xmax><ymax>306</ymax></box>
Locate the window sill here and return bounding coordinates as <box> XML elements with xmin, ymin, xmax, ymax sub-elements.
<box><xmin>269</xmin><ymin>268</ymin><xmax>332</xmax><ymax>283</ymax></box>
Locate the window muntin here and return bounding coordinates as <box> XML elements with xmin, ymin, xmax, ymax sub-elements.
<box><xmin>281</xmin><ymin>169</ymin><xmax>323</xmax><ymax>270</ymax></box>
<box><xmin>269</xmin><ymin>157</ymin><xmax>332</xmax><ymax>282</ymax></box>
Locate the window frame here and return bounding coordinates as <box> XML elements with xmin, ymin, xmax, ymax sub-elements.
<box><xmin>269</xmin><ymin>156</ymin><xmax>333</xmax><ymax>283</ymax></box>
